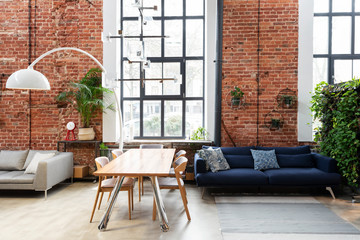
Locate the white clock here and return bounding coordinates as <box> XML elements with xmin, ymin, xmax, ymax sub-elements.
<box><xmin>66</xmin><ymin>121</ymin><xmax>76</xmax><ymax>131</ymax></box>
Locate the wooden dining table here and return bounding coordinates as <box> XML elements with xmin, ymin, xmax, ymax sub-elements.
<box><xmin>93</xmin><ymin>148</ymin><xmax>176</xmax><ymax>231</ymax></box>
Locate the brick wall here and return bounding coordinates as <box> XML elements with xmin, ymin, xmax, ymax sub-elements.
<box><xmin>0</xmin><ymin>0</ymin><xmax>103</xmax><ymax>172</ymax></box>
<box><xmin>221</xmin><ymin>0</ymin><xmax>299</xmax><ymax>147</ymax></box>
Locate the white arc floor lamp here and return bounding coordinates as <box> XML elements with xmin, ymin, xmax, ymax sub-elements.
<box><xmin>6</xmin><ymin>47</ymin><xmax>124</xmax><ymax>150</ymax></box>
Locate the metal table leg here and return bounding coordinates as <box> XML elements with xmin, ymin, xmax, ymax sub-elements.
<box><xmin>150</xmin><ymin>176</ymin><xmax>169</xmax><ymax>232</ymax></box>
<box><xmin>98</xmin><ymin>176</ymin><xmax>125</xmax><ymax>231</ymax></box>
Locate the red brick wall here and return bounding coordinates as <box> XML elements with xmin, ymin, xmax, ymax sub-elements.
<box><xmin>0</xmin><ymin>0</ymin><xmax>103</xmax><ymax>172</ymax></box>
<box><xmin>221</xmin><ymin>0</ymin><xmax>299</xmax><ymax>147</ymax></box>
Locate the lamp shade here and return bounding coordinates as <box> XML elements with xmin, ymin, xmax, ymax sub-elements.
<box><xmin>6</xmin><ymin>68</ymin><xmax>50</xmax><ymax>90</ymax></box>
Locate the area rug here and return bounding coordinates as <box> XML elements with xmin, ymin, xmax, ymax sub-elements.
<box><xmin>215</xmin><ymin>196</ymin><xmax>360</xmax><ymax>235</ymax></box>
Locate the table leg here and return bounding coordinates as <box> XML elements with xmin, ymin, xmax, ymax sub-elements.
<box><xmin>98</xmin><ymin>176</ymin><xmax>125</xmax><ymax>231</ymax></box>
<box><xmin>150</xmin><ymin>176</ymin><xmax>169</xmax><ymax>232</ymax></box>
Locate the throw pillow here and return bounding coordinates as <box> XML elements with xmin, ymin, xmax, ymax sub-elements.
<box><xmin>197</xmin><ymin>149</ymin><xmax>209</xmax><ymax>171</ymax></box>
<box><xmin>250</xmin><ymin>149</ymin><xmax>280</xmax><ymax>171</ymax></box>
<box><xmin>202</xmin><ymin>147</ymin><xmax>231</xmax><ymax>173</ymax></box>
<box><xmin>24</xmin><ymin>152</ymin><xmax>56</xmax><ymax>174</ymax></box>
<box><xmin>23</xmin><ymin>150</ymin><xmax>58</xmax><ymax>169</ymax></box>
<box><xmin>0</xmin><ymin>150</ymin><xmax>29</xmax><ymax>170</ymax></box>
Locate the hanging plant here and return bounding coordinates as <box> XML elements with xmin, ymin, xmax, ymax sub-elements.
<box><xmin>311</xmin><ymin>78</ymin><xmax>360</xmax><ymax>187</ymax></box>
<box><xmin>230</xmin><ymin>86</ymin><xmax>244</xmax><ymax>107</ymax></box>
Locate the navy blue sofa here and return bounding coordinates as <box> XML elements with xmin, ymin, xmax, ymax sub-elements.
<box><xmin>194</xmin><ymin>145</ymin><xmax>341</xmax><ymax>198</ymax></box>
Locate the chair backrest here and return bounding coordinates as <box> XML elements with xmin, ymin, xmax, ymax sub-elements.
<box><xmin>175</xmin><ymin>150</ymin><xmax>186</xmax><ymax>159</ymax></box>
<box><xmin>139</xmin><ymin>144</ymin><xmax>164</xmax><ymax>149</ymax></box>
<box><xmin>95</xmin><ymin>156</ymin><xmax>110</xmax><ymax>170</ymax></box>
<box><xmin>111</xmin><ymin>149</ymin><xmax>123</xmax><ymax>160</ymax></box>
<box><xmin>174</xmin><ymin>156</ymin><xmax>188</xmax><ymax>175</ymax></box>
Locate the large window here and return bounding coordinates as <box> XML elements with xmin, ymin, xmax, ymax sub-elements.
<box><xmin>121</xmin><ymin>0</ymin><xmax>205</xmax><ymax>140</ymax></box>
<box><xmin>313</xmin><ymin>0</ymin><xmax>360</xmax><ymax>86</ymax></box>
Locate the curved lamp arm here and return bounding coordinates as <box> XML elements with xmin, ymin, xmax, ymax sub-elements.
<box><xmin>28</xmin><ymin>47</ymin><xmax>107</xmax><ymax>73</ymax></box>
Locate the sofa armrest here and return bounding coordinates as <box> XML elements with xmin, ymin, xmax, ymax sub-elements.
<box><xmin>311</xmin><ymin>153</ymin><xmax>338</xmax><ymax>173</ymax></box>
<box><xmin>194</xmin><ymin>153</ymin><xmax>207</xmax><ymax>174</ymax></box>
<box><xmin>33</xmin><ymin>152</ymin><xmax>73</xmax><ymax>191</ymax></box>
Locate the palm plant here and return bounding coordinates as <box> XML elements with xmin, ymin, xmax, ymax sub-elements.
<box><xmin>56</xmin><ymin>68</ymin><xmax>114</xmax><ymax>128</ymax></box>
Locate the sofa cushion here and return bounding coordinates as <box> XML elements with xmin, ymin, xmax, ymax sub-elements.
<box><xmin>23</xmin><ymin>150</ymin><xmax>58</xmax><ymax>169</ymax></box>
<box><xmin>264</xmin><ymin>168</ymin><xmax>341</xmax><ymax>186</ymax></box>
<box><xmin>24</xmin><ymin>152</ymin><xmax>56</xmax><ymax>174</ymax></box>
<box><xmin>196</xmin><ymin>168</ymin><xmax>268</xmax><ymax>187</ymax></box>
<box><xmin>256</xmin><ymin>145</ymin><xmax>311</xmax><ymax>155</ymax></box>
<box><xmin>203</xmin><ymin>146</ymin><xmax>255</xmax><ymax>155</ymax></box>
<box><xmin>251</xmin><ymin>149</ymin><xmax>280</xmax><ymax>171</ymax></box>
<box><xmin>276</xmin><ymin>154</ymin><xmax>314</xmax><ymax>168</ymax></box>
<box><xmin>0</xmin><ymin>150</ymin><xmax>29</xmax><ymax>171</ymax></box>
<box><xmin>0</xmin><ymin>171</ymin><xmax>35</xmax><ymax>184</ymax></box>
<box><xmin>202</xmin><ymin>147</ymin><xmax>230</xmax><ymax>172</ymax></box>
<box><xmin>225</xmin><ymin>155</ymin><xmax>254</xmax><ymax>168</ymax></box>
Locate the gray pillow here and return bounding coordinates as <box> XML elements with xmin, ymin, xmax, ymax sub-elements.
<box><xmin>197</xmin><ymin>149</ymin><xmax>209</xmax><ymax>171</ymax></box>
<box><xmin>23</xmin><ymin>150</ymin><xmax>58</xmax><ymax>169</ymax></box>
<box><xmin>0</xmin><ymin>150</ymin><xmax>29</xmax><ymax>170</ymax></box>
<box><xmin>250</xmin><ymin>149</ymin><xmax>280</xmax><ymax>171</ymax></box>
<box><xmin>202</xmin><ymin>147</ymin><xmax>230</xmax><ymax>173</ymax></box>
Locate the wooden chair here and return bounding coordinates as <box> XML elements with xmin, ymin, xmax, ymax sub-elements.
<box><xmin>111</xmin><ymin>149</ymin><xmax>123</xmax><ymax>160</ymax></box>
<box><xmin>168</xmin><ymin>150</ymin><xmax>187</xmax><ymax>176</ymax></box>
<box><xmin>152</xmin><ymin>156</ymin><xmax>191</xmax><ymax>221</ymax></box>
<box><xmin>90</xmin><ymin>156</ymin><xmax>134</xmax><ymax>222</ymax></box>
<box><xmin>138</xmin><ymin>144</ymin><xmax>164</xmax><ymax>201</ymax></box>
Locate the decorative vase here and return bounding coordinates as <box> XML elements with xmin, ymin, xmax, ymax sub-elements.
<box><xmin>78</xmin><ymin>127</ymin><xmax>95</xmax><ymax>140</ymax></box>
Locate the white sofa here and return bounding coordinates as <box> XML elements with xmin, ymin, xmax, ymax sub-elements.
<box><xmin>0</xmin><ymin>150</ymin><xmax>73</xmax><ymax>199</ymax></box>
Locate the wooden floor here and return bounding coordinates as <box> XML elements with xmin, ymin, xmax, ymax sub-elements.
<box><xmin>0</xmin><ymin>180</ymin><xmax>360</xmax><ymax>240</ymax></box>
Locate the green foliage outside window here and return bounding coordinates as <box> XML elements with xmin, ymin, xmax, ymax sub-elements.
<box><xmin>311</xmin><ymin>78</ymin><xmax>360</xmax><ymax>187</ymax></box>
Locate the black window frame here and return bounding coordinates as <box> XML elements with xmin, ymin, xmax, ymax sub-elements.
<box><xmin>120</xmin><ymin>0</ymin><xmax>205</xmax><ymax>139</ymax></box>
<box><xmin>313</xmin><ymin>0</ymin><xmax>360</xmax><ymax>84</ymax></box>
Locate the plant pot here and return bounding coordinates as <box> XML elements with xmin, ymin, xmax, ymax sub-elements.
<box><xmin>231</xmin><ymin>97</ymin><xmax>241</xmax><ymax>106</ymax></box>
<box><xmin>270</xmin><ymin>119</ymin><xmax>281</xmax><ymax>129</ymax></box>
<box><xmin>78</xmin><ymin>127</ymin><xmax>95</xmax><ymax>140</ymax></box>
<box><xmin>283</xmin><ymin>97</ymin><xmax>293</xmax><ymax>106</ymax></box>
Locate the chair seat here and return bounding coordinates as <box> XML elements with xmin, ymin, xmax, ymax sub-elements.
<box><xmin>101</xmin><ymin>177</ymin><xmax>134</xmax><ymax>188</ymax></box>
<box><xmin>158</xmin><ymin>177</ymin><xmax>184</xmax><ymax>188</ymax></box>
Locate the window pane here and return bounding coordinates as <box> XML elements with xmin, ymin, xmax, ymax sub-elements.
<box><xmin>353</xmin><ymin>60</ymin><xmax>360</xmax><ymax>79</ymax></box>
<box><xmin>145</xmin><ymin>63</ymin><xmax>162</xmax><ymax>95</ymax></box>
<box><xmin>123</xmin><ymin>61</ymin><xmax>140</xmax><ymax>97</ymax></box>
<box><xmin>165</xmin><ymin>0</ymin><xmax>182</xmax><ymax>16</ymax></box>
<box><xmin>144</xmin><ymin>20</ymin><xmax>161</xmax><ymax>57</ymax></box>
<box><xmin>163</xmin><ymin>63</ymin><xmax>181</xmax><ymax>95</ymax></box>
<box><xmin>123</xmin><ymin>0</ymin><xmax>140</xmax><ymax>17</ymax></box>
<box><xmin>332</xmin><ymin>0</ymin><xmax>352</xmax><ymax>12</ymax></box>
<box><xmin>334</xmin><ymin>59</ymin><xmax>352</xmax><ymax>83</ymax></box>
<box><xmin>186</xmin><ymin>101</ymin><xmax>203</xmax><ymax>139</ymax></box>
<box><xmin>143</xmin><ymin>101</ymin><xmax>161</xmax><ymax>136</ymax></box>
<box><xmin>123</xmin><ymin>20</ymin><xmax>140</xmax><ymax>36</ymax></box>
<box><xmin>165</xmin><ymin>20</ymin><xmax>183</xmax><ymax>57</ymax></box>
<box><xmin>165</xmin><ymin>101</ymin><xmax>182</xmax><ymax>137</ymax></box>
<box><xmin>123</xmin><ymin>101</ymin><xmax>140</xmax><ymax>140</ymax></box>
<box><xmin>356</xmin><ymin>17</ymin><xmax>360</xmax><ymax>54</ymax></box>
<box><xmin>186</xmin><ymin>0</ymin><xmax>203</xmax><ymax>16</ymax></box>
<box><xmin>186</xmin><ymin>19</ymin><xmax>203</xmax><ymax>56</ymax></box>
<box><xmin>356</xmin><ymin>0</ymin><xmax>360</xmax><ymax>12</ymax></box>
<box><xmin>314</xmin><ymin>0</ymin><xmax>329</xmax><ymax>13</ymax></box>
<box><xmin>332</xmin><ymin>17</ymin><xmax>351</xmax><ymax>54</ymax></box>
<box><xmin>313</xmin><ymin>58</ymin><xmax>328</xmax><ymax>88</ymax></box>
<box><xmin>143</xmin><ymin>0</ymin><xmax>161</xmax><ymax>17</ymax></box>
<box><xmin>313</xmin><ymin>17</ymin><xmax>328</xmax><ymax>54</ymax></box>
<box><xmin>186</xmin><ymin>60</ymin><xmax>203</xmax><ymax>97</ymax></box>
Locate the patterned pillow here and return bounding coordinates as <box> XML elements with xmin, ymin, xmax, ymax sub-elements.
<box><xmin>250</xmin><ymin>149</ymin><xmax>280</xmax><ymax>171</ymax></box>
<box><xmin>197</xmin><ymin>149</ymin><xmax>209</xmax><ymax>171</ymax></box>
<box><xmin>202</xmin><ymin>147</ymin><xmax>231</xmax><ymax>173</ymax></box>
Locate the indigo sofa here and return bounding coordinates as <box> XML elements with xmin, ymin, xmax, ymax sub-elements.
<box><xmin>0</xmin><ymin>150</ymin><xmax>73</xmax><ymax>199</ymax></box>
<box><xmin>194</xmin><ymin>145</ymin><xmax>341</xmax><ymax>199</ymax></box>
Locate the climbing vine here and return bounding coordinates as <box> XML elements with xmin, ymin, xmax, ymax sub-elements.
<box><xmin>311</xmin><ymin>78</ymin><xmax>360</xmax><ymax>187</ymax></box>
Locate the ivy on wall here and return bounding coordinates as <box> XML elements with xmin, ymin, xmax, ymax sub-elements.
<box><xmin>311</xmin><ymin>78</ymin><xmax>360</xmax><ymax>187</ymax></box>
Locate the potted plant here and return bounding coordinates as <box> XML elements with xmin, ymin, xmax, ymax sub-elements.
<box><xmin>56</xmin><ymin>68</ymin><xmax>114</xmax><ymax>140</ymax></box>
<box><xmin>190</xmin><ymin>127</ymin><xmax>208</xmax><ymax>140</ymax></box>
<box><xmin>270</xmin><ymin>118</ymin><xmax>281</xmax><ymax>129</ymax></box>
<box><xmin>281</xmin><ymin>95</ymin><xmax>295</xmax><ymax>107</ymax></box>
<box><xmin>230</xmin><ymin>86</ymin><xmax>244</xmax><ymax>106</ymax></box>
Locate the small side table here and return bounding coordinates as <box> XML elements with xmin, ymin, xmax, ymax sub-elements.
<box><xmin>57</xmin><ymin>140</ymin><xmax>101</xmax><ymax>159</ymax></box>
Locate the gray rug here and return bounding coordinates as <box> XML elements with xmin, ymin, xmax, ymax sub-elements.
<box><xmin>215</xmin><ymin>196</ymin><xmax>360</xmax><ymax>235</ymax></box>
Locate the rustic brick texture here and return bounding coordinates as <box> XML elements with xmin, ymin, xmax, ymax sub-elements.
<box><xmin>0</xmin><ymin>0</ymin><xmax>103</xmax><ymax>172</ymax></box>
<box><xmin>221</xmin><ymin>0</ymin><xmax>299</xmax><ymax>147</ymax></box>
